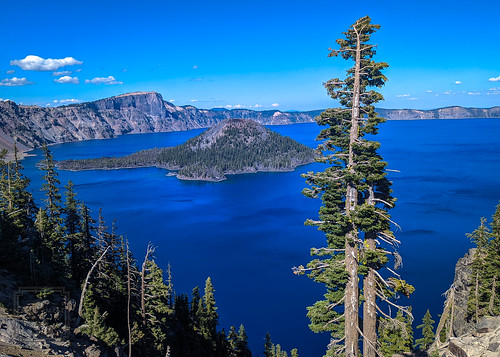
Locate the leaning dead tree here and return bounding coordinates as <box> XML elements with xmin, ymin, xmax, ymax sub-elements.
<box><xmin>294</xmin><ymin>15</ymin><xmax>413</xmax><ymax>357</ymax></box>
<box><xmin>77</xmin><ymin>246</ymin><xmax>110</xmax><ymax>324</ymax></box>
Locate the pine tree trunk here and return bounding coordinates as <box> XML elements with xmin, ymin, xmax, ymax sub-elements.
<box><xmin>475</xmin><ymin>272</ymin><xmax>479</xmax><ymax>322</ymax></box>
<box><xmin>126</xmin><ymin>243</ymin><xmax>132</xmax><ymax>357</ymax></box>
<box><xmin>363</xmin><ymin>234</ymin><xmax>377</xmax><ymax>357</ymax></box>
<box><xmin>344</xmin><ymin>24</ymin><xmax>362</xmax><ymax>357</ymax></box>
<box><xmin>345</xmin><ymin>236</ymin><xmax>359</xmax><ymax>356</ymax></box>
<box><xmin>489</xmin><ymin>275</ymin><xmax>497</xmax><ymax>315</ymax></box>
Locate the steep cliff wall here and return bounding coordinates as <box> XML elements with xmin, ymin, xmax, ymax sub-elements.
<box><xmin>0</xmin><ymin>91</ymin><xmax>499</xmax><ymax>156</ymax></box>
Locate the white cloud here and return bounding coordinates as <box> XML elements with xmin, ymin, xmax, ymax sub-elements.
<box><xmin>271</xmin><ymin>103</ymin><xmax>280</xmax><ymax>107</ymax></box>
<box><xmin>254</xmin><ymin>104</ymin><xmax>263</xmax><ymax>108</ymax></box>
<box><xmin>409</xmin><ymin>97</ymin><xmax>419</xmax><ymax>100</ymax></box>
<box><xmin>52</xmin><ymin>70</ymin><xmax>72</xmax><ymax>76</ymax></box>
<box><xmin>6</xmin><ymin>70</ymin><xmax>15</xmax><ymax>74</ymax></box>
<box><xmin>426</xmin><ymin>90</ymin><xmax>433</xmax><ymax>93</ymax></box>
<box><xmin>489</xmin><ymin>87</ymin><xmax>500</xmax><ymax>91</ymax></box>
<box><xmin>396</xmin><ymin>94</ymin><xmax>410</xmax><ymax>97</ymax></box>
<box><xmin>233</xmin><ymin>104</ymin><xmax>244</xmax><ymax>109</ymax></box>
<box><xmin>443</xmin><ymin>90</ymin><xmax>452</xmax><ymax>95</ymax></box>
<box><xmin>488</xmin><ymin>76</ymin><xmax>500</xmax><ymax>82</ymax></box>
<box><xmin>168</xmin><ymin>99</ymin><xmax>175</xmax><ymax>102</ymax></box>
<box><xmin>54</xmin><ymin>98</ymin><xmax>81</xmax><ymax>104</ymax></box>
<box><xmin>10</xmin><ymin>55</ymin><xmax>82</xmax><ymax>71</ymax></box>
<box><xmin>467</xmin><ymin>92</ymin><xmax>481</xmax><ymax>95</ymax></box>
<box><xmin>0</xmin><ymin>77</ymin><xmax>34</xmax><ymax>86</ymax></box>
<box><xmin>193</xmin><ymin>65</ymin><xmax>198</xmax><ymax>69</ymax></box>
<box><xmin>54</xmin><ymin>76</ymin><xmax>79</xmax><ymax>84</ymax></box>
<box><xmin>190</xmin><ymin>99</ymin><xmax>198</xmax><ymax>102</ymax></box>
<box><xmin>85</xmin><ymin>76</ymin><xmax>122</xmax><ymax>85</ymax></box>
<box><xmin>455</xmin><ymin>81</ymin><xmax>462</xmax><ymax>85</ymax></box>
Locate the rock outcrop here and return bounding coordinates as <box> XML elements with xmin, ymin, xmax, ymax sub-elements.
<box><xmin>432</xmin><ymin>249</ymin><xmax>500</xmax><ymax>357</ymax></box>
<box><xmin>0</xmin><ymin>92</ymin><xmax>320</xmax><ymax>156</ymax></box>
<box><xmin>434</xmin><ymin>316</ymin><xmax>500</xmax><ymax>357</ymax></box>
<box><xmin>377</xmin><ymin>106</ymin><xmax>500</xmax><ymax>120</ymax></box>
<box><xmin>1</xmin><ymin>92</ymin><xmax>499</xmax><ymax>157</ymax></box>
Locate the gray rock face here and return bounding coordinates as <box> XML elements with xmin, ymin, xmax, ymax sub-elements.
<box><xmin>0</xmin><ymin>92</ymin><xmax>319</xmax><ymax>154</ymax></box>
<box><xmin>441</xmin><ymin>316</ymin><xmax>500</xmax><ymax>357</ymax></box>
<box><xmin>1</xmin><ymin>92</ymin><xmax>499</xmax><ymax>156</ymax></box>
<box><xmin>377</xmin><ymin>106</ymin><xmax>500</xmax><ymax>120</ymax></box>
<box><xmin>434</xmin><ymin>250</ymin><xmax>500</xmax><ymax>357</ymax></box>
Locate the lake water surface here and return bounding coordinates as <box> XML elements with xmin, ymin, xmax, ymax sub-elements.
<box><xmin>22</xmin><ymin>119</ymin><xmax>500</xmax><ymax>356</ymax></box>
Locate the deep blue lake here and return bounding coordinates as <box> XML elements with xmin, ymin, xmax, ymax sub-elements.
<box><xmin>22</xmin><ymin>119</ymin><xmax>500</xmax><ymax>356</ymax></box>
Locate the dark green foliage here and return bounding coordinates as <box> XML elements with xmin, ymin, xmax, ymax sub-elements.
<box><xmin>235</xmin><ymin>324</ymin><xmax>252</xmax><ymax>357</ymax></box>
<box><xmin>264</xmin><ymin>332</ymin><xmax>274</xmax><ymax>357</ymax></box>
<box><xmin>415</xmin><ymin>309</ymin><xmax>435</xmax><ymax>351</ymax></box>
<box><xmin>57</xmin><ymin>119</ymin><xmax>314</xmax><ymax>181</ymax></box>
<box><xmin>466</xmin><ymin>203</ymin><xmax>500</xmax><ymax>322</ymax></box>
<box><xmin>262</xmin><ymin>333</ymin><xmax>297</xmax><ymax>357</ymax></box>
<box><xmin>0</xmin><ymin>143</ymin><xmax>280</xmax><ymax>357</ymax></box>
<box><xmin>378</xmin><ymin>310</ymin><xmax>413</xmax><ymax>356</ymax></box>
<box><xmin>299</xmin><ymin>16</ymin><xmax>410</xmax><ymax>356</ymax></box>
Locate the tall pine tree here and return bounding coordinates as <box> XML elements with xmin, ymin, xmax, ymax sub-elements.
<box><xmin>296</xmin><ymin>16</ymin><xmax>411</xmax><ymax>356</ymax></box>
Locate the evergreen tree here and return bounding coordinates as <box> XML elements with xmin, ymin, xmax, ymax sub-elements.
<box><xmin>201</xmin><ymin>277</ymin><xmax>219</xmax><ymax>345</ymax></box>
<box><xmin>378</xmin><ymin>310</ymin><xmax>413</xmax><ymax>356</ymax></box>
<box><xmin>227</xmin><ymin>326</ymin><xmax>239</xmax><ymax>357</ymax></box>
<box><xmin>297</xmin><ymin>16</ymin><xmax>411</xmax><ymax>357</ymax></box>
<box><xmin>38</xmin><ymin>144</ymin><xmax>68</xmax><ymax>282</ymax></box>
<box><xmin>235</xmin><ymin>324</ymin><xmax>252</xmax><ymax>357</ymax></box>
<box><xmin>466</xmin><ymin>204</ymin><xmax>500</xmax><ymax>321</ymax></box>
<box><xmin>264</xmin><ymin>332</ymin><xmax>275</xmax><ymax>357</ymax></box>
<box><xmin>0</xmin><ymin>146</ymin><xmax>34</xmax><ymax>274</ymax></box>
<box><xmin>415</xmin><ymin>309</ymin><xmax>435</xmax><ymax>351</ymax></box>
<box><xmin>141</xmin><ymin>258</ymin><xmax>173</xmax><ymax>356</ymax></box>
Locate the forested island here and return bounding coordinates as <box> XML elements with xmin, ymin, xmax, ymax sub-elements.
<box><xmin>57</xmin><ymin>119</ymin><xmax>315</xmax><ymax>181</ymax></box>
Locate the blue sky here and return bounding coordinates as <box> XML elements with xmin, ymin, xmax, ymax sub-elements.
<box><xmin>1</xmin><ymin>0</ymin><xmax>499</xmax><ymax>111</ymax></box>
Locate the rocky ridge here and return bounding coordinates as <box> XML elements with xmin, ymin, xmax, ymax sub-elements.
<box><xmin>0</xmin><ymin>92</ymin><xmax>318</xmax><ymax>156</ymax></box>
<box><xmin>1</xmin><ymin>92</ymin><xmax>499</xmax><ymax>157</ymax></box>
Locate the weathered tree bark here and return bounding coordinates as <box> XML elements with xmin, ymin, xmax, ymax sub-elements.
<box><xmin>363</xmin><ymin>187</ymin><xmax>377</xmax><ymax>357</ymax></box>
<box><xmin>77</xmin><ymin>247</ymin><xmax>109</xmax><ymax>324</ymax></box>
<box><xmin>344</xmin><ymin>23</ymin><xmax>362</xmax><ymax>357</ymax></box>
<box><xmin>475</xmin><ymin>272</ymin><xmax>479</xmax><ymax>322</ymax></box>
<box><xmin>126</xmin><ymin>242</ymin><xmax>132</xmax><ymax>357</ymax></box>
<box><xmin>489</xmin><ymin>275</ymin><xmax>497</xmax><ymax>315</ymax></box>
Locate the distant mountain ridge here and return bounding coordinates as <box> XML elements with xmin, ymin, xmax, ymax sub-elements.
<box><xmin>0</xmin><ymin>91</ymin><xmax>498</xmax><ymax>155</ymax></box>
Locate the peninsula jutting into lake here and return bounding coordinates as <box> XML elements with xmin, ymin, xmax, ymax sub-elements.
<box><xmin>57</xmin><ymin>119</ymin><xmax>315</xmax><ymax>181</ymax></box>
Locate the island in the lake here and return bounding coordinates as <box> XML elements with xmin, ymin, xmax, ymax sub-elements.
<box><xmin>57</xmin><ymin>119</ymin><xmax>315</xmax><ymax>181</ymax></box>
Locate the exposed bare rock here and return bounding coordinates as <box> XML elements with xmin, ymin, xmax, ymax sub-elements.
<box><xmin>0</xmin><ymin>92</ymin><xmax>319</xmax><ymax>156</ymax></box>
<box><xmin>435</xmin><ymin>316</ymin><xmax>500</xmax><ymax>357</ymax></box>
<box><xmin>1</xmin><ymin>92</ymin><xmax>498</xmax><ymax>157</ymax></box>
<box><xmin>377</xmin><ymin>106</ymin><xmax>500</xmax><ymax>120</ymax></box>
<box><xmin>432</xmin><ymin>249</ymin><xmax>500</xmax><ymax>357</ymax></box>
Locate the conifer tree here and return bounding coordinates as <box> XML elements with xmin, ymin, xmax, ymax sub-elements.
<box><xmin>235</xmin><ymin>324</ymin><xmax>252</xmax><ymax>357</ymax></box>
<box><xmin>415</xmin><ymin>309</ymin><xmax>435</xmax><ymax>351</ymax></box>
<box><xmin>466</xmin><ymin>203</ymin><xmax>500</xmax><ymax>321</ymax></box>
<box><xmin>378</xmin><ymin>310</ymin><xmax>413</xmax><ymax>356</ymax></box>
<box><xmin>296</xmin><ymin>16</ymin><xmax>411</xmax><ymax>356</ymax></box>
<box><xmin>201</xmin><ymin>277</ymin><xmax>219</xmax><ymax>345</ymax></box>
<box><xmin>227</xmin><ymin>326</ymin><xmax>239</xmax><ymax>356</ymax></box>
<box><xmin>264</xmin><ymin>332</ymin><xmax>275</xmax><ymax>357</ymax></box>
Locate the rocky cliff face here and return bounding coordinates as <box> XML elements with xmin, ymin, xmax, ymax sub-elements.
<box><xmin>1</xmin><ymin>91</ymin><xmax>499</xmax><ymax>156</ymax></box>
<box><xmin>0</xmin><ymin>92</ymin><xmax>319</xmax><ymax>155</ymax></box>
<box><xmin>433</xmin><ymin>249</ymin><xmax>500</xmax><ymax>357</ymax></box>
<box><xmin>377</xmin><ymin>106</ymin><xmax>500</xmax><ymax>120</ymax></box>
